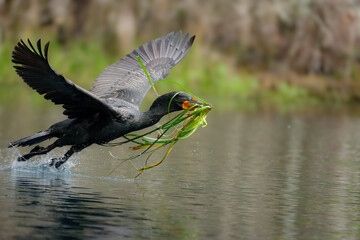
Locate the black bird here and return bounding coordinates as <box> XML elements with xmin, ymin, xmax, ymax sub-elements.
<box><xmin>9</xmin><ymin>31</ymin><xmax>202</xmax><ymax>168</ymax></box>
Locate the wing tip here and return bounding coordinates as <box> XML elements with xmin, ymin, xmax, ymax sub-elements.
<box><xmin>189</xmin><ymin>35</ymin><xmax>196</xmax><ymax>45</ymax></box>
<box><xmin>12</xmin><ymin>38</ymin><xmax>50</xmax><ymax>65</ymax></box>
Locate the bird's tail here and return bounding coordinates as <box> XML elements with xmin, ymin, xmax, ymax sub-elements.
<box><xmin>9</xmin><ymin>130</ymin><xmax>54</xmax><ymax>148</ymax></box>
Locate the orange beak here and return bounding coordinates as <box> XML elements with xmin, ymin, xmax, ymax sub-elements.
<box><xmin>182</xmin><ymin>100</ymin><xmax>193</xmax><ymax>110</ymax></box>
<box><xmin>182</xmin><ymin>98</ymin><xmax>199</xmax><ymax>110</ymax></box>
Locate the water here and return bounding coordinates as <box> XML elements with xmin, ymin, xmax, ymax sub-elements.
<box><xmin>1</xmin><ymin>106</ymin><xmax>360</xmax><ymax>240</ymax></box>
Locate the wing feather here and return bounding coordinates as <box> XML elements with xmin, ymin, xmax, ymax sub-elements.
<box><xmin>12</xmin><ymin>39</ymin><xmax>119</xmax><ymax>120</ymax></box>
<box><xmin>91</xmin><ymin>31</ymin><xmax>195</xmax><ymax>108</ymax></box>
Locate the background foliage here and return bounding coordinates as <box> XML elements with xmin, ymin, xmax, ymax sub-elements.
<box><xmin>1</xmin><ymin>0</ymin><xmax>360</xmax><ymax>110</ymax></box>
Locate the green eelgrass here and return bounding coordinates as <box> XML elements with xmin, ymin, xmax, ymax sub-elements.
<box><xmin>106</xmin><ymin>103</ymin><xmax>211</xmax><ymax>176</ymax></box>
<box><xmin>137</xmin><ymin>56</ymin><xmax>159</xmax><ymax>96</ymax></box>
<box><xmin>106</xmin><ymin>57</ymin><xmax>211</xmax><ymax>176</ymax></box>
<box><xmin>131</xmin><ymin>103</ymin><xmax>211</xmax><ymax>170</ymax></box>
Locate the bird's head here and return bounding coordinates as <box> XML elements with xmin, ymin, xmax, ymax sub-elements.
<box><xmin>150</xmin><ymin>91</ymin><xmax>205</xmax><ymax>114</ymax></box>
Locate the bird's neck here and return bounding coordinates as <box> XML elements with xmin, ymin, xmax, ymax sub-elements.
<box><xmin>139</xmin><ymin>106</ymin><xmax>170</xmax><ymax>129</ymax></box>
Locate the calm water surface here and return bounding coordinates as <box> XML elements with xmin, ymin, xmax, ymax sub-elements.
<box><xmin>1</xmin><ymin>105</ymin><xmax>360</xmax><ymax>240</ymax></box>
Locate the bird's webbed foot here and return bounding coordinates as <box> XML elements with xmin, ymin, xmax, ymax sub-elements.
<box><xmin>49</xmin><ymin>144</ymin><xmax>89</xmax><ymax>169</ymax></box>
<box><xmin>17</xmin><ymin>156</ymin><xmax>28</xmax><ymax>162</ymax></box>
<box><xmin>17</xmin><ymin>144</ymin><xmax>56</xmax><ymax>162</ymax></box>
<box><xmin>17</xmin><ymin>146</ymin><xmax>45</xmax><ymax>161</ymax></box>
<box><xmin>17</xmin><ymin>150</ymin><xmax>40</xmax><ymax>162</ymax></box>
<box><xmin>49</xmin><ymin>158</ymin><xmax>67</xmax><ymax>168</ymax></box>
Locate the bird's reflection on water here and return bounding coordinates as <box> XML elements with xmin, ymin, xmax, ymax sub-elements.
<box><xmin>6</xmin><ymin>167</ymin><xmax>151</xmax><ymax>240</ymax></box>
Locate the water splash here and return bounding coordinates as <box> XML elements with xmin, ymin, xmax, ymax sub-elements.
<box><xmin>1</xmin><ymin>147</ymin><xmax>134</xmax><ymax>182</ymax></box>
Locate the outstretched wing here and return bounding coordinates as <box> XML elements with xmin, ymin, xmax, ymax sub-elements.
<box><xmin>91</xmin><ymin>31</ymin><xmax>195</xmax><ymax>108</ymax></box>
<box><xmin>12</xmin><ymin>39</ymin><xmax>118</xmax><ymax>120</ymax></box>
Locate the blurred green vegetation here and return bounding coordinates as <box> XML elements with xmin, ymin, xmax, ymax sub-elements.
<box><xmin>1</xmin><ymin>0</ymin><xmax>360</xmax><ymax>111</ymax></box>
<box><xmin>0</xmin><ymin>37</ymin><xmax>321</xmax><ymax>112</ymax></box>
<box><xmin>0</xmin><ymin>38</ymin><xmax>114</xmax><ymax>106</ymax></box>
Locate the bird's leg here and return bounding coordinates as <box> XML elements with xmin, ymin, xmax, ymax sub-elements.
<box><xmin>17</xmin><ymin>143</ymin><xmax>57</xmax><ymax>162</ymax></box>
<box><xmin>30</xmin><ymin>145</ymin><xmax>45</xmax><ymax>153</ymax></box>
<box><xmin>50</xmin><ymin>144</ymin><xmax>89</xmax><ymax>168</ymax></box>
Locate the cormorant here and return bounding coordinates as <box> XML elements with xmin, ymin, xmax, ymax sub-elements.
<box><xmin>9</xmin><ymin>31</ymin><xmax>202</xmax><ymax>168</ymax></box>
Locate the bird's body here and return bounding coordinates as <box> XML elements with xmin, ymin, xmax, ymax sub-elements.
<box><xmin>9</xmin><ymin>31</ymin><xmax>202</xmax><ymax>167</ymax></box>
